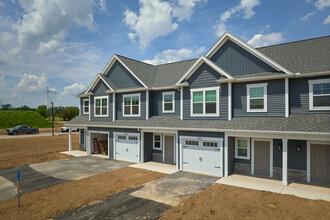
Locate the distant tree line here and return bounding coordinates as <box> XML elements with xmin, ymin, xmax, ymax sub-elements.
<box><xmin>0</xmin><ymin>103</ymin><xmax>79</xmax><ymax>121</ymax></box>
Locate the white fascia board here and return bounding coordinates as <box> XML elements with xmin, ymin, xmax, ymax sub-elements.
<box><xmin>101</xmin><ymin>55</ymin><xmax>117</xmax><ymax>75</ymax></box>
<box><xmin>205</xmin><ymin>32</ymin><xmax>294</xmax><ymax>75</ymax></box>
<box><xmin>175</xmin><ymin>56</ymin><xmax>233</xmax><ymax>85</ymax></box>
<box><xmin>86</xmin><ymin>74</ymin><xmax>113</xmax><ymax>93</ymax></box>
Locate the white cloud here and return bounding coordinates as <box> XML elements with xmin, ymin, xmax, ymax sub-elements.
<box><xmin>60</xmin><ymin>82</ymin><xmax>85</xmax><ymax>96</ymax></box>
<box><xmin>266</xmin><ymin>24</ymin><xmax>270</xmax><ymax>28</ymax></box>
<box><xmin>300</xmin><ymin>11</ymin><xmax>316</xmax><ymax>21</ymax></box>
<box><xmin>0</xmin><ymin>1</ymin><xmax>4</xmax><ymax>7</ymax></box>
<box><xmin>214</xmin><ymin>0</ymin><xmax>260</xmax><ymax>37</ymax></box>
<box><xmin>143</xmin><ymin>47</ymin><xmax>205</xmax><ymax>65</ymax></box>
<box><xmin>247</xmin><ymin>32</ymin><xmax>285</xmax><ymax>47</ymax></box>
<box><xmin>173</xmin><ymin>0</ymin><xmax>205</xmax><ymax>22</ymax></box>
<box><xmin>12</xmin><ymin>0</ymin><xmax>95</xmax><ymax>53</ymax></box>
<box><xmin>36</xmin><ymin>32</ymin><xmax>64</xmax><ymax>55</ymax></box>
<box><xmin>0</xmin><ymin>74</ymin><xmax>6</xmax><ymax>88</ymax></box>
<box><xmin>98</xmin><ymin>0</ymin><xmax>107</xmax><ymax>11</ymax></box>
<box><xmin>323</xmin><ymin>14</ymin><xmax>330</xmax><ymax>24</ymax></box>
<box><xmin>15</xmin><ymin>73</ymin><xmax>47</xmax><ymax>92</ymax></box>
<box><xmin>315</xmin><ymin>0</ymin><xmax>330</xmax><ymax>10</ymax></box>
<box><xmin>0</xmin><ymin>32</ymin><xmax>13</xmax><ymax>46</ymax></box>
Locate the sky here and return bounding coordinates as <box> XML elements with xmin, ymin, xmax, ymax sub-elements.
<box><xmin>0</xmin><ymin>0</ymin><xmax>329</xmax><ymax>108</ymax></box>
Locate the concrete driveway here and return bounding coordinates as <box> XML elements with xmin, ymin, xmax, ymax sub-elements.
<box><xmin>0</xmin><ymin>156</ymin><xmax>132</xmax><ymax>202</ymax></box>
<box><xmin>55</xmin><ymin>171</ymin><xmax>218</xmax><ymax>219</ymax></box>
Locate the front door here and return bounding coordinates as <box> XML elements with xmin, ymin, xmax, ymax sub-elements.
<box><xmin>254</xmin><ymin>141</ymin><xmax>270</xmax><ymax>176</ymax></box>
<box><xmin>311</xmin><ymin>144</ymin><xmax>330</xmax><ymax>184</ymax></box>
<box><xmin>164</xmin><ymin>135</ymin><xmax>175</xmax><ymax>164</ymax></box>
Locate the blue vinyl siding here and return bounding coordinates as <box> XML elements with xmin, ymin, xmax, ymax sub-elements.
<box><xmin>210</xmin><ymin>39</ymin><xmax>277</xmax><ymax>76</ymax></box>
<box><xmin>149</xmin><ymin>90</ymin><xmax>180</xmax><ymax>116</ymax></box>
<box><xmin>232</xmin><ymin>79</ymin><xmax>285</xmax><ymax>117</ymax></box>
<box><xmin>90</xmin><ymin>80</ymin><xmax>112</xmax><ymax>121</ymax></box>
<box><xmin>290</xmin><ymin>76</ymin><xmax>330</xmax><ymax>114</ymax></box>
<box><xmin>105</xmin><ymin>61</ymin><xmax>142</xmax><ymax>88</ymax></box>
<box><xmin>116</xmin><ymin>91</ymin><xmax>146</xmax><ymax>120</ymax></box>
<box><xmin>80</xmin><ymin>98</ymin><xmax>89</xmax><ymax>116</ymax></box>
<box><xmin>187</xmin><ymin>63</ymin><xmax>220</xmax><ymax>88</ymax></box>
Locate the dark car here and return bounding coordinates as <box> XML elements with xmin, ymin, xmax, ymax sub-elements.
<box><xmin>6</xmin><ymin>125</ymin><xmax>39</xmax><ymax>135</ymax></box>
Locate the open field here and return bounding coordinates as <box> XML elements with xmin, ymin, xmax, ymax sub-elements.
<box><xmin>0</xmin><ymin>167</ymin><xmax>166</xmax><ymax>220</ymax></box>
<box><xmin>0</xmin><ymin>111</ymin><xmax>51</xmax><ymax>129</ymax></box>
<box><xmin>0</xmin><ymin>134</ymin><xmax>79</xmax><ymax>169</ymax></box>
<box><xmin>160</xmin><ymin>184</ymin><xmax>330</xmax><ymax>220</ymax></box>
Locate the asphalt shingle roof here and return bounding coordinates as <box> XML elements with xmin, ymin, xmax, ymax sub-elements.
<box><xmin>67</xmin><ymin>114</ymin><xmax>330</xmax><ymax>134</ymax></box>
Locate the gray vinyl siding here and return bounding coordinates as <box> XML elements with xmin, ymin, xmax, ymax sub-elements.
<box><xmin>90</xmin><ymin>80</ymin><xmax>112</xmax><ymax>121</ymax></box>
<box><xmin>210</xmin><ymin>39</ymin><xmax>277</xmax><ymax>76</ymax></box>
<box><xmin>116</xmin><ymin>91</ymin><xmax>146</xmax><ymax>120</ymax></box>
<box><xmin>105</xmin><ymin>60</ymin><xmax>142</xmax><ymax>88</ymax></box>
<box><xmin>80</xmin><ymin>98</ymin><xmax>89</xmax><ymax>116</ymax></box>
<box><xmin>149</xmin><ymin>90</ymin><xmax>180</xmax><ymax>116</ymax></box>
<box><xmin>273</xmin><ymin>139</ymin><xmax>307</xmax><ymax>170</ymax></box>
<box><xmin>183</xmin><ymin>63</ymin><xmax>228</xmax><ymax>120</ymax></box>
<box><xmin>228</xmin><ymin>136</ymin><xmax>235</xmax><ymax>174</ymax></box>
<box><xmin>289</xmin><ymin>76</ymin><xmax>330</xmax><ymax>114</ymax></box>
<box><xmin>144</xmin><ymin>132</ymin><xmax>153</xmax><ymax>162</ymax></box>
<box><xmin>232</xmin><ymin>79</ymin><xmax>285</xmax><ymax>117</ymax></box>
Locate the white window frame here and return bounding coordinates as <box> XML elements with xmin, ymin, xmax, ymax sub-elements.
<box><xmin>190</xmin><ymin>87</ymin><xmax>220</xmax><ymax>117</ymax></box>
<box><xmin>122</xmin><ymin>93</ymin><xmax>141</xmax><ymax>117</ymax></box>
<box><xmin>153</xmin><ymin>133</ymin><xmax>162</xmax><ymax>150</ymax></box>
<box><xmin>308</xmin><ymin>78</ymin><xmax>330</xmax><ymax>111</ymax></box>
<box><xmin>83</xmin><ymin>98</ymin><xmax>89</xmax><ymax>114</ymax></box>
<box><xmin>246</xmin><ymin>83</ymin><xmax>268</xmax><ymax>113</ymax></box>
<box><xmin>162</xmin><ymin>91</ymin><xmax>175</xmax><ymax>113</ymax></box>
<box><xmin>94</xmin><ymin>96</ymin><xmax>108</xmax><ymax>117</ymax></box>
<box><xmin>235</xmin><ymin>137</ymin><xmax>250</xmax><ymax>160</ymax></box>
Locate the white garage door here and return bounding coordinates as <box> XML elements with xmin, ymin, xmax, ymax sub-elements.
<box><xmin>115</xmin><ymin>134</ymin><xmax>140</xmax><ymax>163</ymax></box>
<box><xmin>181</xmin><ymin>137</ymin><xmax>223</xmax><ymax>177</ymax></box>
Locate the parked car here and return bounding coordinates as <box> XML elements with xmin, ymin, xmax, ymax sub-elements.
<box><xmin>7</xmin><ymin>125</ymin><xmax>39</xmax><ymax>135</ymax></box>
<box><xmin>60</xmin><ymin>127</ymin><xmax>79</xmax><ymax>132</ymax></box>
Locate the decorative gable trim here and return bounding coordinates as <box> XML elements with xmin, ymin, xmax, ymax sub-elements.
<box><xmin>86</xmin><ymin>74</ymin><xmax>114</xmax><ymax>94</ymax></box>
<box><xmin>205</xmin><ymin>32</ymin><xmax>294</xmax><ymax>75</ymax></box>
<box><xmin>101</xmin><ymin>54</ymin><xmax>148</xmax><ymax>88</ymax></box>
<box><xmin>175</xmin><ymin>56</ymin><xmax>234</xmax><ymax>85</ymax></box>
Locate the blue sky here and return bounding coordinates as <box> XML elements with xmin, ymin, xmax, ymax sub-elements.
<box><xmin>0</xmin><ymin>0</ymin><xmax>329</xmax><ymax>108</ymax></box>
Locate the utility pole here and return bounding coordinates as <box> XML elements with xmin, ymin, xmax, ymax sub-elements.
<box><xmin>46</xmin><ymin>86</ymin><xmax>57</xmax><ymax>136</ymax></box>
<box><xmin>51</xmin><ymin>102</ymin><xmax>54</xmax><ymax>136</ymax></box>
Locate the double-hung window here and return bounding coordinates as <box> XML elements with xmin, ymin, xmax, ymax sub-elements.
<box><xmin>191</xmin><ymin>87</ymin><xmax>219</xmax><ymax>116</ymax></box>
<box><xmin>235</xmin><ymin>137</ymin><xmax>250</xmax><ymax>159</ymax></box>
<box><xmin>246</xmin><ymin>83</ymin><xmax>268</xmax><ymax>112</ymax></box>
<box><xmin>153</xmin><ymin>134</ymin><xmax>162</xmax><ymax>150</ymax></box>
<box><xmin>162</xmin><ymin>91</ymin><xmax>175</xmax><ymax>113</ymax></box>
<box><xmin>94</xmin><ymin>96</ymin><xmax>108</xmax><ymax>117</ymax></box>
<box><xmin>83</xmin><ymin>99</ymin><xmax>89</xmax><ymax>114</ymax></box>
<box><xmin>123</xmin><ymin>93</ymin><xmax>141</xmax><ymax>116</ymax></box>
<box><xmin>309</xmin><ymin>79</ymin><xmax>330</xmax><ymax>110</ymax></box>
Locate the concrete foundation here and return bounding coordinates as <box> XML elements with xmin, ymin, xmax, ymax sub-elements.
<box><xmin>273</xmin><ymin>167</ymin><xmax>307</xmax><ymax>182</ymax></box>
<box><xmin>152</xmin><ymin>153</ymin><xmax>162</xmax><ymax>162</ymax></box>
<box><xmin>234</xmin><ymin>163</ymin><xmax>251</xmax><ymax>174</ymax></box>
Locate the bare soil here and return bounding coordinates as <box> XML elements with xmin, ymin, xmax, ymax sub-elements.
<box><xmin>0</xmin><ymin>134</ymin><xmax>79</xmax><ymax>169</ymax></box>
<box><xmin>160</xmin><ymin>184</ymin><xmax>330</xmax><ymax>220</ymax></box>
<box><xmin>0</xmin><ymin>167</ymin><xmax>166</xmax><ymax>220</ymax></box>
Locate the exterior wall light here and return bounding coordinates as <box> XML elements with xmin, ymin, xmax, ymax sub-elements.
<box><xmin>297</xmin><ymin>144</ymin><xmax>301</xmax><ymax>152</ymax></box>
<box><xmin>278</xmin><ymin>143</ymin><xmax>282</xmax><ymax>151</ymax></box>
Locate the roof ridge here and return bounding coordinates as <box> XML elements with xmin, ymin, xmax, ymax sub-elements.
<box><xmin>256</xmin><ymin>35</ymin><xmax>330</xmax><ymax>49</ymax></box>
<box><xmin>115</xmin><ymin>54</ymin><xmax>155</xmax><ymax>67</ymax></box>
<box><xmin>154</xmin><ymin>58</ymin><xmax>198</xmax><ymax>67</ymax></box>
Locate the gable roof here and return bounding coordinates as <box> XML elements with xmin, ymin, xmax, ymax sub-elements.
<box><xmin>86</xmin><ymin>73</ymin><xmax>115</xmax><ymax>93</ymax></box>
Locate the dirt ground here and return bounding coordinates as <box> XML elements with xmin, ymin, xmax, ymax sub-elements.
<box><xmin>0</xmin><ymin>134</ymin><xmax>79</xmax><ymax>169</ymax></box>
<box><xmin>161</xmin><ymin>184</ymin><xmax>330</xmax><ymax>220</ymax></box>
<box><xmin>0</xmin><ymin>167</ymin><xmax>166</xmax><ymax>220</ymax></box>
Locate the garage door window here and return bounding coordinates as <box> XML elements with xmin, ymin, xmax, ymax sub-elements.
<box><xmin>129</xmin><ymin>136</ymin><xmax>138</xmax><ymax>141</ymax></box>
<box><xmin>123</xmin><ymin>94</ymin><xmax>141</xmax><ymax>116</ymax></box>
<box><xmin>203</xmin><ymin>141</ymin><xmax>218</xmax><ymax>148</ymax></box>
<box><xmin>309</xmin><ymin>79</ymin><xmax>330</xmax><ymax>110</ymax></box>
<box><xmin>191</xmin><ymin>87</ymin><xmax>219</xmax><ymax>116</ymax></box>
<box><xmin>153</xmin><ymin>134</ymin><xmax>162</xmax><ymax>150</ymax></box>
<box><xmin>94</xmin><ymin>96</ymin><xmax>108</xmax><ymax>117</ymax></box>
<box><xmin>235</xmin><ymin>137</ymin><xmax>250</xmax><ymax>159</ymax></box>
<box><xmin>117</xmin><ymin>135</ymin><xmax>126</xmax><ymax>140</ymax></box>
<box><xmin>185</xmin><ymin>140</ymin><xmax>199</xmax><ymax>146</ymax></box>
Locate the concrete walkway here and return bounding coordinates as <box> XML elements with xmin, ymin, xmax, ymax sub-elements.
<box><xmin>217</xmin><ymin>174</ymin><xmax>330</xmax><ymax>201</ymax></box>
<box><xmin>129</xmin><ymin>161</ymin><xmax>178</xmax><ymax>174</ymax></box>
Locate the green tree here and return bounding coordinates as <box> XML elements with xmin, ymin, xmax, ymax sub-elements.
<box><xmin>1</xmin><ymin>104</ymin><xmax>12</xmax><ymax>110</ymax></box>
<box><xmin>17</xmin><ymin>105</ymin><xmax>35</xmax><ymax>111</ymax></box>
<box><xmin>67</xmin><ymin>106</ymin><xmax>79</xmax><ymax>119</ymax></box>
<box><xmin>58</xmin><ymin>108</ymin><xmax>72</xmax><ymax>121</ymax></box>
<box><xmin>36</xmin><ymin>105</ymin><xmax>48</xmax><ymax>118</ymax></box>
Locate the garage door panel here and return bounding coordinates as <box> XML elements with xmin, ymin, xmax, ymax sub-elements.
<box><xmin>115</xmin><ymin>135</ymin><xmax>139</xmax><ymax>163</ymax></box>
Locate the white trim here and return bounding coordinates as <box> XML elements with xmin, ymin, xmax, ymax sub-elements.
<box><xmin>141</xmin><ymin>131</ymin><xmax>144</xmax><ymax>163</ymax></box>
<box><xmin>308</xmin><ymin>78</ymin><xmax>330</xmax><ymax>111</ymax></box>
<box><xmin>122</xmin><ymin>93</ymin><xmax>141</xmax><ymax>117</ymax></box>
<box><xmin>89</xmin><ymin>96</ymin><xmax>91</xmax><ymax>121</ymax></box>
<box><xmin>112</xmin><ymin>93</ymin><xmax>116</xmax><ymax>121</ymax></box>
<box><xmin>180</xmin><ymin>87</ymin><xmax>183</xmax><ymax>120</ymax></box>
<box><xmin>69</xmin><ymin>128</ymin><xmax>72</xmax><ymax>151</ymax></box>
<box><xmin>224</xmin><ymin>134</ymin><xmax>228</xmax><ymax>177</ymax></box>
<box><xmin>179</xmin><ymin>136</ymin><xmax>183</xmax><ymax>170</ymax></box>
<box><xmin>88</xmin><ymin>130</ymin><xmax>111</xmax><ymax>159</ymax></box>
<box><xmin>235</xmin><ymin>137</ymin><xmax>250</xmax><ymax>160</ymax></box>
<box><xmin>285</xmin><ymin>78</ymin><xmax>289</xmax><ymax>117</ymax></box>
<box><xmin>176</xmin><ymin>131</ymin><xmax>179</xmax><ymax>170</ymax></box>
<box><xmin>153</xmin><ymin>133</ymin><xmax>163</xmax><ymax>150</ymax></box>
<box><xmin>86</xmin><ymin>74</ymin><xmax>114</xmax><ymax>94</ymax></box>
<box><xmin>205</xmin><ymin>32</ymin><xmax>294</xmax><ymax>75</ymax></box>
<box><xmin>246</xmin><ymin>83</ymin><xmax>268</xmax><ymax>113</ymax></box>
<box><xmin>83</xmin><ymin>98</ymin><xmax>89</xmax><ymax>114</ymax></box>
<box><xmin>146</xmin><ymin>90</ymin><xmax>149</xmax><ymax>119</ymax></box>
<box><xmin>101</xmin><ymin>54</ymin><xmax>148</xmax><ymax>88</ymax></box>
<box><xmin>282</xmin><ymin>138</ymin><xmax>288</xmax><ymax>185</ymax></box>
<box><xmin>94</xmin><ymin>95</ymin><xmax>109</xmax><ymax>117</ymax></box>
<box><xmin>175</xmin><ymin>56</ymin><xmax>233</xmax><ymax>85</ymax></box>
<box><xmin>162</xmin><ymin>91</ymin><xmax>175</xmax><ymax>113</ymax></box>
<box><xmin>228</xmin><ymin>82</ymin><xmax>232</xmax><ymax>120</ymax></box>
<box><xmin>190</xmin><ymin>87</ymin><xmax>220</xmax><ymax>117</ymax></box>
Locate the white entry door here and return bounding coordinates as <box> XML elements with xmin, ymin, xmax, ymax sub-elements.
<box><xmin>115</xmin><ymin>133</ymin><xmax>140</xmax><ymax>163</ymax></box>
<box><xmin>181</xmin><ymin>136</ymin><xmax>223</xmax><ymax>177</ymax></box>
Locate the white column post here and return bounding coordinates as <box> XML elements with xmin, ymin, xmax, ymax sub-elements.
<box><xmin>180</xmin><ymin>86</ymin><xmax>183</xmax><ymax>120</ymax></box>
<box><xmin>285</xmin><ymin>78</ymin><xmax>289</xmax><ymax>118</ymax></box>
<box><xmin>112</xmin><ymin>93</ymin><xmax>116</xmax><ymax>121</ymax></box>
<box><xmin>251</xmin><ymin>139</ymin><xmax>255</xmax><ymax>175</ymax></box>
<box><xmin>69</xmin><ymin>128</ymin><xmax>72</xmax><ymax>151</ymax></box>
<box><xmin>228</xmin><ymin>82</ymin><xmax>232</xmax><ymax>121</ymax></box>
<box><xmin>146</xmin><ymin>90</ymin><xmax>149</xmax><ymax>120</ymax></box>
<box><xmin>141</xmin><ymin>131</ymin><xmax>144</xmax><ymax>163</ymax></box>
<box><xmin>89</xmin><ymin>96</ymin><xmax>91</xmax><ymax>121</ymax></box>
<box><xmin>224</xmin><ymin>134</ymin><xmax>229</xmax><ymax>177</ymax></box>
<box><xmin>282</xmin><ymin>138</ymin><xmax>288</xmax><ymax>185</ymax></box>
<box><xmin>307</xmin><ymin>141</ymin><xmax>311</xmax><ymax>182</ymax></box>
<box><xmin>176</xmin><ymin>131</ymin><xmax>179</xmax><ymax>170</ymax></box>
